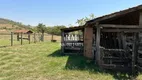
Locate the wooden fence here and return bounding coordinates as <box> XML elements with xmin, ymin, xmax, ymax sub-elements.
<box><xmin>0</xmin><ymin>32</ymin><xmax>61</xmax><ymax>47</ymax></box>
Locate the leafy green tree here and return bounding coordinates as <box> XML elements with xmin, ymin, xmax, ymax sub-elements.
<box><xmin>46</xmin><ymin>25</ymin><xmax>66</xmax><ymax>35</ymax></box>
<box><xmin>36</xmin><ymin>23</ymin><xmax>46</xmax><ymax>33</ymax></box>
<box><xmin>76</xmin><ymin>13</ymin><xmax>95</xmax><ymax>26</ymax></box>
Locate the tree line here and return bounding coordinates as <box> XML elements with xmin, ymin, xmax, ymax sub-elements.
<box><xmin>30</xmin><ymin>13</ymin><xmax>95</xmax><ymax>36</ymax></box>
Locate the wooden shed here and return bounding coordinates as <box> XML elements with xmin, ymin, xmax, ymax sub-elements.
<box><xmin>61</xmin><ymin>5</ymin><xmax>142</xmax><ymax>73</ymax></box>
<box><xmin>14</xmin><ymin>30</ymin><xmax>33</xmax><ymax>34</ymax></box>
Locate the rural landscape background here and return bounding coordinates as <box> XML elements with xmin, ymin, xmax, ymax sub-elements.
<box><xmin>0</xmin><ymin>14</ymin><xmax>142</xmax><ymax>80</ymax></box>
<box><xmin>0</xmin><ymin>0</ymin><xmax>142</xmax><ymax>80</ymax></box>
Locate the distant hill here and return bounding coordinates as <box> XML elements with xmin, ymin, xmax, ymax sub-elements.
<box><xmin>0</xmin><ymin>18</ymin><xmax>31</xmax><ymax>33</ymax></box>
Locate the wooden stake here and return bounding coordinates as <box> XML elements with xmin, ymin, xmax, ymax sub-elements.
<box><xmin>11</xmin><ymin>32</ymin><xmax>13</xmax><ymax>46</ymax></box>
<box><xmin>28</xmin><ymin>33</ymin><xmax>30</xmax><ymax>44</ymax></box>
<box><xmin>34</xmin><ymin>33</ymin><xmax>36</xmax><ymax>43</ymax></box>
<box><xmin>21</xmin><ymin>32</ymin><xmax>23</xmax><ymax>45</ymax></box>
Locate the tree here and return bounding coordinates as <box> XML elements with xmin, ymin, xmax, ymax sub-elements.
<box><xmin>36</xmin><ymin>23</ymin><xmax>46</xmax><ymax>33</ymax></box>
<box><xmin>76</xmin><ymin>13</ymin><xmax>95</xmax><ymax>26</ymax></box>
<box><xmin>46</xmin><ymin>25</ymin><xmax>66</xmax><ymax>35</ymax></box>
<box><xmin>36</xmin><ymin>23</ymin><xmax>46</xmax><ymax>41</ymax></box>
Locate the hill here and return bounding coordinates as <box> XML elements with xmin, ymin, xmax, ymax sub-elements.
<box><xmin>0</xmin><ymin>18</ymin><xmax>31</xmax><ymax>33</ymax></box>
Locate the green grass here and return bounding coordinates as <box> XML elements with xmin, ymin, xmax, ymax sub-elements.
<box><xmin>0</xmin><ymin>42</ymin><xmax>140</xmax><ymax>80</ymax></box>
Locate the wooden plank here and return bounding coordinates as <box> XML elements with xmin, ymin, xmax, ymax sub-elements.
<box><xmin>100</xmin><ymin>24</ymin><xmax>139</xmax><ymax>28</ymax></box>
<box><xmin>137</xmin><ymin>66</ymin><xmax>142</xmax><ymax>71</ymax></box>
<box><xmin>101</xmin><ymin>64</ymin><xmax>131</xmax><ymax>71</ymax></box>
<box><xmin>96</xmin><ymin>26</ymin><xmax>101</xmax><ymax>65</ymax></box>
<box><xmin>139</xmin><ymin>11</ymin><xmax>142</xmax><ymax>26</ymax></box>
<box><xmin>132</xmin><ymin>33</ymin><xmax>138</xmax><ymax>75</ymax></box>
<box><xmin>117</xmin><ymin>32</ymin><xmax>122</xmax><ymax>49</ymax></box>
<box><xmin>102</xmin><ymin>29</ymin><xmax>142</xmax><ymax>32</ymax></box>
<box><xmin>138</xmin><ymin>50</ymin><xmax>142</xmax><ymax>54</ymax></box>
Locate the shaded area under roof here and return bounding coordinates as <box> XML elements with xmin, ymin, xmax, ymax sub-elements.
<box><xmin>86</xmin><ymin>5</ymin><xmax>142</xmax><ymax>26</ymax></box>
<box><xmin>61</xmin><ymin>26</ymin><xmax>84</xmax><ymax>32</ymax></box>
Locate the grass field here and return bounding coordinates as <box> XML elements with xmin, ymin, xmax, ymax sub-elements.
<box><xmin>0</xmin><ymin>42</ymin><xmax>142</xmax><ymax>80</ymax></box>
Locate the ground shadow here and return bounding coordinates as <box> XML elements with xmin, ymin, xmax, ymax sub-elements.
<box><xmin>48</xmin><ymin>49</ymin><xmax>136</xmax><ymax>80</ymax></box>
<box><xmin>47</xmin><ymin>49</ymin><xmax>65</xmax><ymax>57</ymax></box>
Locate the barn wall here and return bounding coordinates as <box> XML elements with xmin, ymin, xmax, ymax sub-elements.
<box><xmin>84</xmin><ymin>27</ymin><xmax>94</xmax><ymax>59</ymax></box>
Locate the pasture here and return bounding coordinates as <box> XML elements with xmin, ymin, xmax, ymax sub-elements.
<box><xmin>0</xmin><ymin>41</ymin><xmax>142</xmax><ymax>80</ymax></box>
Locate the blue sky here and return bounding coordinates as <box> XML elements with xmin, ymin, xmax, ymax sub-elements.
<box><xmin>0</xmin><ymin>0</ymin><xmax>141</xmax><ymax>26</ymax></box>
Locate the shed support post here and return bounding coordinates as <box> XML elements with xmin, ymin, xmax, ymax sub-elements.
<box><xmin>132</xmin><ymin>33</ymin><xmax>138</xmax><ymax>75</ymax></box>
<box><xmin>96</xmin><ymin>26</ymin><xmax>101</xmax><ymax>65</ymax></box>
<box><xmin>139</xmin><ymin>10</ymin><xmax>142</xmax><ymax>27</ymax></box>
<box><xmin>84</xmin><ymin>27</ymin><xmax>93</xmax><ymax>59</ymax></box>
<box><xmin>61</xmin><ymin>32</ymin><xmax>65</xmax><ymax>54</ymax></box>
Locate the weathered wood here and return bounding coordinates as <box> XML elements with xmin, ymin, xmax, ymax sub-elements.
<box><xmin>117</xmin><ymin>32</ymin><xmax>122</xmax><ymax>49</ymax></box>
<box><xmin>132</xmin><ymin>33</ymin><xmax>138</xmax><ymax>75</ymax></box>
<box><xmin>139</xmin><ymin>11</ymin><xmax>142</xmax><ymax>26</ymax></box>
<box><xmin>17</xmin><ymin>33</ymin><xmax>19</xmax><ymax>41</ymax></box>
<box><xmin>100</xmin><ymin>24</ymin><xmax>139</xmax><ymax>28</ymax></box>
<box><xmin>28</xmin><ymin>33</ymin><xmax>30</xmax><ymax>44</ymax></box>
<box><xmin>34</xmin><ymin>33</ymin><xmax>36</xmax><ymax>43</ymax></box>
<box><xmin>21</xmin><ymin>32</ymin><xmax>23</xmax><ymax>45</ymax></box>
<box><xmin>102</xmin><ymin>28</ymin><xmax>142</xmax><ymax>32</ymax></box>
<box><xmin>61</xmin><ymin>32</ymin><xmax>64</xmax><ymax>54</ymax></box>
<box><xmin>11</xmin><ymin>32</ymin><xmax>13</xmax><ymax>46</ymax></box>
<box><xmin>96</xmin><ymin>26</ymin><xmax>101</xmax><ymax>65</ymax></box>
<box><xmin>121</xmin><ymin>32</ymin><xmax>126</xmax><ymax>49</ymax></box>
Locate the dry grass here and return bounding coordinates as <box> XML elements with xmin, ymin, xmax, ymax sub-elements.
<box><xmin>0</xmin><ymin>42</ymin><xmax>139</xmax><ymax>80</ymax></box>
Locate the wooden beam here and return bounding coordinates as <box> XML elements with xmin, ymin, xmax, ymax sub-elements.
<box><xmin>132</xmin><ymin>33</ymin><xmax>139</xmax><ymax>75</ymax></box>
<box><xmin>102</xmin><ymin>28</ymin><xmax>142</xmax><ymax>32</ymax></box>
<box><xmin>100</xmin><ymin>24</ymin><xmax>139</xmax><ymax>28</ymax></box>
<box><xmin>139</xmin><ymin>11</ymin><xmax>142</xmax><ymax>26</ymax></box>
<box><xmin>96</xmin><ymin>26</ymin><xmax>101</xmax><ymax>65</ymax></box>
<box><xmin>61</xmin><ymin>32</ymin><xmax>65</xmax><ymax>54</ymax></box>
<box><xmin>117</xmin><ymin>32</ymin><xmax>122</xmax><ymax>49</ymax></box>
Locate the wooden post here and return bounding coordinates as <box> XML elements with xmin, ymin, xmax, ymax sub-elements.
<box><xmin>17</xmin><ymin>33</ymin><xmax>19</xmax><ymax>41</ymax></box>
<box><xmin>139</xmin><ymin>11</ymin><xmax>142</xmax><ymax>26</ymax></box>
<box><xmin>96</xmin><ymin>26</ymin><xmax>101</xmax><ymax>65</ymax></box>
<box><xmin>84</xmin><ymin>27</ymin><xmax>93</xmax><ymax>59</ymax></box>
<box><xmin>61</xmin><ymin>32</ymin><xmax>64</xmax><ymax>54</ymax></box>
<box><xmin>11</xmin><ymin>32</ymin><xmax>13</xmax><ymax>46</ymax></box>
<box><xmin>121</xmin><ymin>32</ymin><xmax>126</xmax><ymax>49</ymax></box>
<box><xmin>34</xmin><ymin>33</ymin><xmax>36</xmax><ymax>43</ymax></box>
<box><xmin>21</xmin><ymin>32</ymin><xmax>23</xmax><ymax>45</ymax></box>
<box><xmin>28</xmin><ymin>33</ymin><xmax>30</xmax><ymax>44</ymax></box>
<box><xmin>132</xmin><ymin>33</ymin><xmax>138</xmax><ymax>75</ymax></box>
<box><xmin>42</xmin><ymin>33</ymin><xmax>44</xmax><ymax>42</ymax></box>
<box><xmin>117</xmin><ymin>32</ymin><xmax>122</xmax><ymax>49</ymax></box>
<box><xmin>51</xmin><ymin>34</ymin><xmax>54</xmax><ymax>41</ymax></box>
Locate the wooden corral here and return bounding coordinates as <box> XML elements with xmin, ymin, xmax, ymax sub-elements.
<box><xmin>61</xmin><ymin>5</ymin><xmax>142</xmax><ymax>74</ymax></box>
<box><xmin>61</xmin><ymin>26</ymin><xmax>84</xmax><ymax>55</ymax></box>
